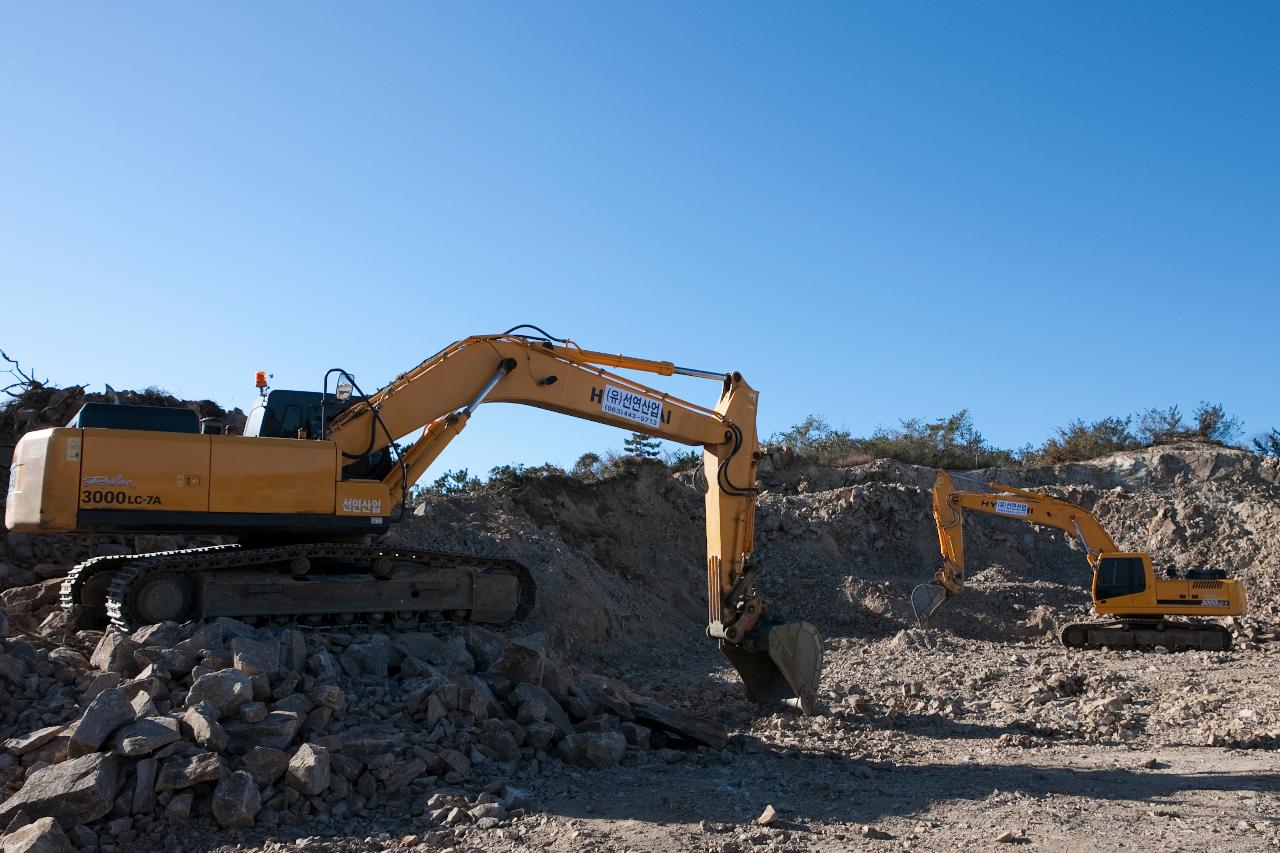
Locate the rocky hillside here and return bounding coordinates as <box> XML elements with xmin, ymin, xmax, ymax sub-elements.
<box><xmin>395</xmin><ymin>443</ymin><xmax>1280</xmax><ymax>663</ymax></box>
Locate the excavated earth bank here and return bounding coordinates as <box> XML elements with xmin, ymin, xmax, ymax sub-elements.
<box><xmin>3</xmin><ymin>398</ymin><xmax>1279</xmax><ymax>853</ymax></box>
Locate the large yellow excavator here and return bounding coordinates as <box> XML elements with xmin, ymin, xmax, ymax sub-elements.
<box><xmin>6</xmin><ymin>327</ymin><xmax>822</xmax><ymax>712</ymax></box>
<box><xmin>912</xmin><ymin>471</ymin><xmax>1246</xmax><ymax>650</ymax></box>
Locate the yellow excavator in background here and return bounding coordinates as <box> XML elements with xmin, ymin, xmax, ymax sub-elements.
<box><xmin>6</xmin><ymin>327</ymin><xmax>822</xmax><ymax>712</ymax></box>
<box><xmin>912</xmin><ymin>471</ymin><xmax>1246</xmax><ymax>650</ymax></box>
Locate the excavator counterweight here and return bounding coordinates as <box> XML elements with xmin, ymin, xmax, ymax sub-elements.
<box><xmin>6</xmin><ymin>329</ymin><xmax>822</xmax><ymax>712</ymax></box>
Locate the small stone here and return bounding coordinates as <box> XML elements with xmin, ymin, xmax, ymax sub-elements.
<box><xmin>861</xmin><ymin>824</ymin><xmax>894</xmax><ymax>840</ymax></box>
<box><xmin>66</xmin><ymin>826</ymin><xmax>98</xmax><ymax>851</ymax></box>
<box><xmin>487</xmin><ymin>639</ymin><xmax>545</xmax><ymax>685</ymax></box>
<box><xmin>69</xmin><ymin>688</ymin><xmax>136</xmax><ymax>758</ymax></box>
<box><xmin>239</xmin><ymin>702</ymin><xmax>268</xmax><ymax>724</ymax></box>
<box><xmin>132</xmin><ymin>757</ymin><xmax>157</xmax><ymax>814</ymax></box>
<box><xmin>155</xmin><ymin>752</ymin><xmax>227</xmax><ymax>791</ymax></box>
<box><xmin>185</xmin><ymin>669</ymin><xmax>253</xmax><ymax>719</ymax></box>
<box><xmin>310</xmin><ymin>684</ymin><xmax>346</xmax><ymax>715</ymax></box>
<box><xmin>756</xmin><ymin>805</ymin><xmax>777</xmax><ymax>826</ymax></box>
<box><xmin>224</xmin><ymin>710</ymin><xmax>303</xmax><ymax>750</ymax></box>
<box><xmin>89</xmin><ymin>633</ymin><xmax>143</xmax><ymax>677</ymax></box>
<box><xmin>286</xmin><ymin>743</ymin><xmax>330</xmax><ymax>796</ymax></box>
<box><xmin>112</xmin><ymin>716</ymin><xmax>181</xmax><ymax>757</ymax></box>
<box><xmin>241</xmin><ymin>746</ymin><xmax>290</xmax><ymax>786</ymax></box>
<box><xmin>510</xmin><ymin>683</ymin><xmax>573</xmax><ymax>737</ymax></box>
<box><xmin>381</xmin><ymin>759</ymin><xmax>427</xmax><ymax>793</ymax></box>
<box><xmin>995</xmin><ymin>830</ymin><xmax>1019</xmax><ymax>843</ymax></box>
<box><xmin>231</xmin><ymin>636</ymin><xmax>280</xmax><ymax>677</ymax></box>
<box><xmin>339</xmin><ymin>636</ymin><xmax>391</xmax><ymax>678</ymax></box>
<box><xmin>163</xmin><ymin>791</ymin><xmax>194</xmax><ymax>824</ymax></box>
<box><xmin>3</xmin><ymin>726</ymin><xmax>65</xmax><ymax>757</ymax></box>
<box><xmin>468</xmin><ymin>803</ymin><xmax>508</xmax><ymax>821</ymax></box>
<box><xmin>620</xmin><ymin>722</ymin><xmax>651</xmax><ymax>749</ymax></box>
<box><xmin>211</xmin><ymin>770</ymin><xmax>261</xmax><ymax>828</ymax></box>
<box><xmin>181</xmin><ymin>705</ymin><xmax>229</xmax><ymax>752</ymax></box>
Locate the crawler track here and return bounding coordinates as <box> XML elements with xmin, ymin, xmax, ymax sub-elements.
<box><xmin>1060</xmin><ymin>618</ymin><xmax>1232</xmax><ymax>651</ymax></box>
<box><xmin>63</xmin><ymin>543</ymin><xmax>535</xmax><ymax>632</ymax></box>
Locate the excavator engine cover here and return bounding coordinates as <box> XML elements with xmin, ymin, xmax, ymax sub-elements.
<box><xmin>720</xmin><ymin>620</ymin><xmax>822</xmax><ymax>714</ymax></box>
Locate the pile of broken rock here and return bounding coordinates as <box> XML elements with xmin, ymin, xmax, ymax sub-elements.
<box><xmin>0</xmin><ymin>609</ymin><xmax>724</xmax><ymax>851</ymax></box>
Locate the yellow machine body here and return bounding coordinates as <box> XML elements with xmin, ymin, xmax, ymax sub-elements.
<box><xmin>7</xmin><ymin>427</ymin><xmax>392</xmax><ymax>534</ymax></box>
<box><xmin>6</xmin><ymin>330</ymin><xmax>823</xmax><ymax>712</ymax></box>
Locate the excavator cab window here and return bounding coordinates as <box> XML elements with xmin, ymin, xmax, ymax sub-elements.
<box><xmin>1095</xmin><ymin>556</ymin><xmax>1146</xmax><ymax>600</ymax></box>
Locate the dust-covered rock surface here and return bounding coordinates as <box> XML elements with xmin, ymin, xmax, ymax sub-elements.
<box><xmin>3</xmin><ymin>443</ymin><xmax>1278</xmax><ymax>852</ymax></box>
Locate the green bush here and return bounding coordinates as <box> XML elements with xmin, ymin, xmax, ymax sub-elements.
<box><xmin>420</xmin><ymin>468</ymin><xmax>482</xmax><ymax>496</ymax></box>
<box><xmin>1034</xmin><ymin>416</ymin><xmax>1138</xmax><ymax>464</ymax></box>
<box><xmin>772</xmin><ymin>411</ymin><xmax>1014</xmax><ymax>470</ymax></box>
<box><xmin>853</xmin><ymin>410</ymin><xmax>1017</xmax><ymax>470</ymax></box>
<box><xmin>664</xmin><ymin>448</ymin><xmax>702</xmax><ymax>472</ymax></box>
<box><xmin>1137</xmin><ymin>402</ymin><xmax>1242</xmax><ymax>446</ymax></box>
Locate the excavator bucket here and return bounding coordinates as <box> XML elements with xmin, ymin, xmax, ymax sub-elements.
<box><xmin>911</xmin><ymin>581</ymin><xmax>950</xmax><ymax>623</ymax></box>
<box><xmin>720</xmin><ymin>620</ymin><xmax>823</xmax><ymax>714</ymax></box>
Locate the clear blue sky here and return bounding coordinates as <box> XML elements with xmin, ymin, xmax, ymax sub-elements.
<box><xmin>3</xmin><ymin>3</ymin><xmax>1277</xmax><ymax>478</ymax></box>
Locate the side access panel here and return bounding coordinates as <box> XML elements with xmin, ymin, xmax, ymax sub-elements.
<box><xmin>209</xmin><ymin>435</ymin><xmax>336</xmax><ymax>514</ymax></box>
<box><xmin>79</xmin><ymin>429</ymin><xmax>210</xmax><ymax>513</ymax></box>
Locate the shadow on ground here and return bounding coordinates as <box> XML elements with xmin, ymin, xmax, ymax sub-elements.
<box><xmin>541</xmin><ymin>749</ymin><xmax>1279</xmax><ymax>828</ymax></box>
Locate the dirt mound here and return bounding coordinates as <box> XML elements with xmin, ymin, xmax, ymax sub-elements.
<box><xmin>393</xmin><ymin>444</ymin><xmax>1280</xmax><ymax>660</ymax></box>
<box><xmin>392</xmin><ymin>459</ymin><xmax>716</xmax><ymax>673</ymax></box>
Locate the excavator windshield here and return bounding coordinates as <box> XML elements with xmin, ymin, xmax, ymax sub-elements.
<box><xmin>1094</xmin><ymin>556</ymin><xmax>1147</xmax><ymax>600</ymax></box>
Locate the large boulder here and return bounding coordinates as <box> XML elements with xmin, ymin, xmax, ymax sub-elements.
<box><xmin>67</xmin><ymin>686</ymin><xmax>135</xmax><ymax>758</ymax></box>
<box><xmin>0</xmin><ymin>753</ymin><xmax>121</xmax><ymax>827</ymax></box>
<box><xmin>0</xmin><ymin>816</ymin><xmax>75</xmax><ymax>853</ymax></box>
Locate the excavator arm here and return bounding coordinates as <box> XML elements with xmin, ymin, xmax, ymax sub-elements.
<box><xmin>912</xmin><ymin>470</ymin><xmax>1118</xmax><ymax>621</ymax></box>
<box><xmin>330</xmin><ymin>331</ymin><xmax>822</xmax><ymax>712</ymax></box>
